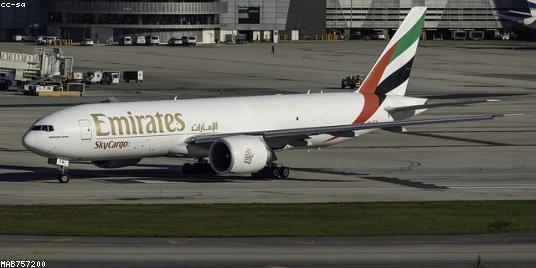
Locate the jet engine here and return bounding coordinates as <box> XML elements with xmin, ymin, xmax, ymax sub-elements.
<box><xmin>92</xmin><ymin>159</ymin><xmax>141</xmax><ymax>168</ymax></box>
<box><xmin>209</xmin><ymin>135</ymin><xmax>271</xmax><ymax>174</ymax></box>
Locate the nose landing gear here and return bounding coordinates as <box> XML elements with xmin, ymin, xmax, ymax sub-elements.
<box><xmin>58</xmin><ymin>167</ymin><xmax>70</xmax><ymax>183</ymax></box>
<box><xmin>49</xmin><ymin>158</ymin><xmax>70</xmax><ymax>183</ymax></box>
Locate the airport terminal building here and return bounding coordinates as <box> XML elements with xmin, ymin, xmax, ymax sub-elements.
<box><xmin>0</xmin><ymin>0</ymin><xmax>534</xmax><ymax>42</ymax></box>
<box><xmin>327</xmin><ymin>0</ymin><xmax>532</xmax><ymax>40</ymax></box>
<box><xmin>44</xmin><ymin>0</ymin><xmax>325</xmax><ymax>43</ymax></box>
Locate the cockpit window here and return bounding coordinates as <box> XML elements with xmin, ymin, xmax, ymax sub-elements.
<box><xmin>31</xmin><ymin>125</ymin><xmax>54</xmax><ymax>132</ymax></box>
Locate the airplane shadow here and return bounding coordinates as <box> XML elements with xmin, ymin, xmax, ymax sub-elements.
<box><xmin>0</xmin><ymin>164</ymin><xmax>268</xmax><ymax>183</ymax></box>
<box><xmin>0</xmin><ymin>164</ymin><xmax>361</xmax><ymax>183</ymax></box>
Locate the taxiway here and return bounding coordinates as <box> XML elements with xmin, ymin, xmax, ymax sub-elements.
<box><xmin>0</xmin><ymin>41</ymin><xmax>534</xmax><ymax>204</ymax></box>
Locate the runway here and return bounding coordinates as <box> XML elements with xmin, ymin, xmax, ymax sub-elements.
<box><xmin>0</xmin><ymin>40</ymin><xmax>534</xmax><ymax>204</ymax></box>
<box><xmin>2</xmin><ymin>234</ymin><xmax>536</xmax><ymax>267</ymax></box>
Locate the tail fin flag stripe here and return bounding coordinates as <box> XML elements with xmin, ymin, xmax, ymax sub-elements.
<box><xmin>358</xmin><ymin>45</ymin><xmax>397</xmax><ymax>95</ymax></box>
<box><xmin>389</xmin><ymin>13</ymin><xmax>426</xmax><ymax>64</ymax></box>
<box><xmin>357</xmin><ymin>7</ymin><xmax>426</xmax><ymax>96</ymax></box>
<box><xmin>352</xmin><ymin>95</ymin><xmax>386</xmax><ymax>124</ymax></box>
<box><xmin>376</xmin><ymin>58</ymin><xmax>414</xmax><ymax>95</ymax></box>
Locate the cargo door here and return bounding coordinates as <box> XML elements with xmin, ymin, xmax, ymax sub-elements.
<box><xmin>79</xmin><ymin>119</ymin><xmax>92</xmax><ymax>140</ymax></box>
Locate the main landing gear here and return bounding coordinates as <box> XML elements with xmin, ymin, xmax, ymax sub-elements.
<box><xmin>49</xmin><ymin>158</ymin><xmax>70</xmax><ymax>183</ymax></box>
<box><xmin>182</xmin><ymin>160</ymin><xmax>215</xmax><ymax>175</ymax></box>
<box><xmin>252</xmin><ymin>165</ymin><xmax>290</xmax><ymax>179</ymax></box>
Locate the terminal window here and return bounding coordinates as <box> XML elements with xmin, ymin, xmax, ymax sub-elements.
<box><xmin>238</xmin><ymin>6</ymin><xmax>260</xmax><ymax>24</ymax></box>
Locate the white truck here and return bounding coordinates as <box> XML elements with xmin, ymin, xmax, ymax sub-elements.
<box><xmin>120</xmin><ymin>36</ymin><xmax>132</xmax><ymax>45</ymax></box>
<box><xmin>85</xmin><ymin>71</ymin><xmax>103</xmax><ymax>84</ymax></box>
<box><xmin>36</xmin><ymin>36</ymin><xmax>57</xmax><ymax>46</ymax></box>
<box><xmin>102</xmin><ymin>71</ymin><xmax>120</xmax><ymax>84</ymax></box>
<box><xmin>181</xmin><ymin>36</ymin><xmax>197</xmax><ymax>46</ymax></box>
<box><xmin>134</xmin><ymin>36</ymin><xmax>146</xmax><ymax>45</ymax></box>
<box><xmin>149</xmin><ymin>36</ymin><xmax>160</xmax><ymax>46</ymax></box>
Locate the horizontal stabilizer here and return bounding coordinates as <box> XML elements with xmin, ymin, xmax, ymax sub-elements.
<box><xmin>385</xmin><ymin>99</ymin><xmax>499</xmax><ymax>112</ymax></box>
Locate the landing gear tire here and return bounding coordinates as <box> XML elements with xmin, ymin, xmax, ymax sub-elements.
<box><xmin>183</xmin><ymin>162</ymin><xmax>214</xmax><ymax>175</ymax></box>
<box><xmin>56</xmin><ymin>164</ymin><xmax>70</xmax><ymax>183</ymax></box>
<box><xmin>202</xmin><ymin>164</ymin><xmax>214</xmax><ymax>174</ymax></box>
<box><xmin>58</xmin><ymin>173</ymin><xmax>70</xmax><ymax>183</ymax></box>
<box><xmin>252</xmin><ymin>165</ymin><xmax>289</xmax><ymax>179</ymax></box>
<box><xmin>182</xmin><ymin>163</ymin><xmax>193</xmax><ymax>174</ymax></box>
<box><xmin>269</xmin><ymin>166</ymin><xmax>280</xmax><ymax>178</ymax></box>
<box><xmin>191</xmin><ymin>163</ymin><xmax>202</xmax><ymax>174</ymax></box>
<box><xmin>278</xmin><ymin>167</ymin><xmax>290</xmax><ymax>179</ymax></box>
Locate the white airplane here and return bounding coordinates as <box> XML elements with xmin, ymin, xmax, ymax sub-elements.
<box><xmin>496</xmin><ymin>0</ymin><xmax>536</xmax><ymax>30</ymax></box>
<box><xmin>22</xmin><ymin>7</ymin><xmax>514</xmax><ymax>183</ymax></box>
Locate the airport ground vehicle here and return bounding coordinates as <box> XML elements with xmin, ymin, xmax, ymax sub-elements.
<box><xmin>134</xmin><ymin>36</ymin><xmax>146</xmax><ymax>46</ymax></box>
<box><xmin>66</xmin><ymin>83</ymin><xmax>85</xmax><ymax>94</ymax></box>
<box><xmin>81</xmin><ymin>39</ymin><xmax>94</xmax><ymax>46</ymax></box>
<box><xmin>236</xmin><ymin>34</ymin><xmax>247</xmax><ymax>44</ymax></box>
<box><xmin>120</xmin><ymin>36</ymin><xmax>132</xmax><ymax>46</ymax></box>
<box><xmin>67</xmin><ymin>72</ymin><xmax>83</xmax><ymax>83</ymax></box>
<box><xmin>21</xmin><ymin>7</ymin><xmax>515</xmax><ymax>183</ymax></box>
<box><xmin>168</xmin><ymin>38</ymin><xmax>182</xmax><ymax>46</ymax></box>
<box><xmin>182</xmin><ymin>36</ymin><xmax>197</xmax><ymax>46</ymax></box>
<box><xmin>85</xmin><ymin>71</ymin><xmax>102</xmax><ymax>84</ymax></box>
<box><xmin>123</xmin><ymin>71</ymin><xmax>143</xmax><ymax>83</ymax></box>
<box><xmin>377</xmin><ymin>32</ymin><xmax>386</xmax><ymax>40</ymax></box>
<box><xmin>0</xmin><ymin>72</ymin><xmax>14</xmax><ymax>90</ymax></box>
<box><xmin>225</xmin><ymin>34</ymin><xmax>234</xmax><ymax>44</ymax></box>
<box><xmin>36</xmin><ymin>36</ymin><xmax>57</xmax><ymax>46</ymax></box>
<box><xmin>27</xmin><ymin>81</ymin><xmax>62</xmax><ymax>95</ymax></box>
<box><xmin>102</xmin><ymin>71</ymin><xmax>120</xmax><ymax>84</ymax></box>
<box><xmin>341</xmin><ymin>74</ymin><xmax>364</xmax><ymax>89</ymax></box>
<box><xmin>27</xmin><ymin>85</ymin><xmax>51</xmax><ymax>95</ymax></box>
<box><xmin>149</xmin><ymin>36</ymin><xmax>160</xmax><ymax>46</ymax></box>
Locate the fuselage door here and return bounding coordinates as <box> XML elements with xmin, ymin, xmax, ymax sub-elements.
<box><xmin>79</xmin><ymin>119</ymin><xmax>92</xmax><ymax>140</ymax></box>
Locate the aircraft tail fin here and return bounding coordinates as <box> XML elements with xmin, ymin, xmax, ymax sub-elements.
<box><xmin>529</xmin><ymin>0</ymin><xmax>536</xmax><ymax>16</ymax></box>
<box><xmin>357</xmin><ymin>7</ymin><xmax>426</xmax><ymax>96</ymax></box>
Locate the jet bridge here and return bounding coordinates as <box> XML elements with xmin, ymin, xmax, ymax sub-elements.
<box><xmin>0</xmin><ymin>47</ymin><xmax>73</xmax><ymax>82</ymax></box>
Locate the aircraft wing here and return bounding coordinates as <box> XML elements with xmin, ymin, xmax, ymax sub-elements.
<box><xmin>385</xmin><ymin>99</ymin><xmax>498</xmax><ymax>112</ymax></box>
<box><xmin>187</xmin><ymin>114</ymin><xmax>516</xmax><ymax>146</ymax></box>
<box><xmin>509</xmin><ymin>10</ymin><xmax>532</xmax><ymax>17</ymax></box>
<box><xmin>496</xmin><ymin>14</ymin><xmax>524</xmax><ymax>23</ymax></box>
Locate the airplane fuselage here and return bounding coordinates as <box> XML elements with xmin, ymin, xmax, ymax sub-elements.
<box><xmin>22</xmin><ymin>92</ymin><xmax>426</xmax><ymax>161</ymax></box>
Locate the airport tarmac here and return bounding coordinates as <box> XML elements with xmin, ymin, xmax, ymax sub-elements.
<box><xmin>2</xmin><ymin>234</ymin><xmax>536</xmax><ymax>268</ymax></box>
<box><xmin>0</xmin><ymin>41</ymin><xmax>534</xmax><ymax>204</ymax></box>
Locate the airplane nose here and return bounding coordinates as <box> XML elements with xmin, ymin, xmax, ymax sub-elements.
<box><xmin>22</xmin><ymin>131</ymin><xmax>39</xmax><ymax>152</ymax></box>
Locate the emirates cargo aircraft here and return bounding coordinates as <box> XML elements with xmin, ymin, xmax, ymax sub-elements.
<box><xmin>22</xmin><ymin>7</ymin><xmax>514</xmax><ymax>183</ymax></box>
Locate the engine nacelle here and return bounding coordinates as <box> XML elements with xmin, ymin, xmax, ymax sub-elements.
<box><xmin>92</xmin><ymin>158</ymin><xmax>141</xmax><ymax>169</ymax></box>
<box><xmin>209</xmin><ymin>135</ymin><xmax>270</xmax><ymax>174</ymax></box>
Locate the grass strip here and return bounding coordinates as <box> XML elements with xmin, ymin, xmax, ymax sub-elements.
<box><xmin>1</xmin><ymin>201</ymin><xmax>536</xmax><ymax>237</ymax></box>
